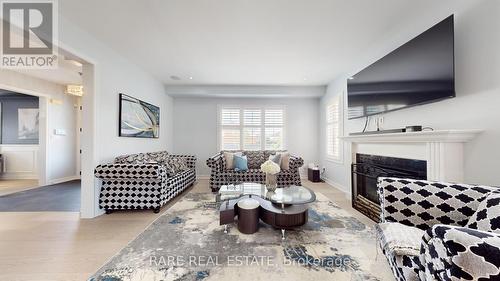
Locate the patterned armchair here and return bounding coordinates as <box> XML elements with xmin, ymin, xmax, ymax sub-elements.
<box><xmin>206</xmin><ymin>150</ymin><xmax>303</xmax><ymax>191</ymax></box>
<box><xmin>376</xmin><ymin>177</ymin><xmax>500</xmax><ymax>281</ymax></box>
<box><xmin>94</xmin><ymin>151</ymin><xmax>196</xmax><ymax>213</ymax></box>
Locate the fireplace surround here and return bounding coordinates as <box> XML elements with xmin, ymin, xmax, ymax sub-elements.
<box><xmin>341</xmin><ymin>129</ymin><xmax>482</xmax><ymax>221</ymax></box>
<box><xmin>351</xmin><ymin>154</ymin><xmax>427</xmax><ymax>221</ymax></box>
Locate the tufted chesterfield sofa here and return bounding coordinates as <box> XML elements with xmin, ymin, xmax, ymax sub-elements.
<box><xmin>376</xmin><ymin>177</ymin><xmax>500</xmax><ymax>281</ymax></box>
<box><xmin>94</xmin><ymin>151</ymin><xmax>196</xmax><ymax>213</ymax></box>
<box><xmin>206</xmin><ymin>150</ymin><xmax>303</xmax><ymax>192</ymax></box>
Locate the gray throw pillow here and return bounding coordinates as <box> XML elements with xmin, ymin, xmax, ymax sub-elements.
<box><xmin>163</xmin><ymin>157</ymin><xmax>189</xmax><ymax>177</ymax></box>
<box><xmin>269</xmin><ymin>154</ymin><xmax>282</xmax><ymax>166</ymax></box>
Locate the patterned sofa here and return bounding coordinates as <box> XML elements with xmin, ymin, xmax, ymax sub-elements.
<box><xmin>376</xmin><ymin>177</ymin><xmax>500</xmax><ymax>281</ymax></box>
<box><xmin>206</xmin><ymin>150</ymin><xmax>303</xmax><ymax>191</ymax></box>
<box><xmin>94</xmin><ymin>151</ymin><xmax>196</xmax><ymax>213</ymax></box>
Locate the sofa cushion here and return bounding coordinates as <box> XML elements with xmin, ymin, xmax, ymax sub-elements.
<box><xmin>280</xmin><ymin>152</ymin><xmax>290</xmax><ymax>170</ymax></box>
<box><xmin>467</xmin><ymin>191</ymin><xmax>500</xmax><ymax>234</ymax></box>
<box><xmin>267</xmin><ymin>151</ymin><xmax>290</xmax><ymax>170</ymax></box>
<box><xmin>243</xmin><ymin>151</ymin><xmax>265</xmax><ymax>169</ymax></box>
<box><xmin>114</xmin><ymin>151</ymin><xmax>169</xmax><ymax>164</ymax></box>
<box><xmin>234</xmin><ymin>155</ymin><xmax>248</xmax><ymax>172</ymax></box>
<box><xmin>148</xmin><ymin>151</ymin><xmax>170</xmax><ymax>163</ymax></box>
<box><xmin>268</xmin><ymin>153</ymin><xmax>281</xmax><ymax>165</ymax></box>
<box><xmin>164</xmin><ymin>156</ymin><xmax>188</xmax><ymax>177</ymax></box>
<box><xmin>224</xmin><ymin>151</ymin><xmax>242</xmax><ymax>170</ymax></box>
<box><xmin>376</xmin><ymin>222</ymin><xmax>425</xmax><ymax>256</ymax></box>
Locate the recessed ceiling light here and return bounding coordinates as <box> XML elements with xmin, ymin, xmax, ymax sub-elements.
<box><xmin>188</xmin><ymin>76</ymin><xmax>193</xmax><ymax>80</ymax></box>
<box><xmin>348</xmin><ymin>77</ymin><xmax>354</xmax><ymax>80</ymax></box>
<box><xmin>170</xmin><ymin>75</ymin><xmax>181</xmax><ymax>81</ymax></box>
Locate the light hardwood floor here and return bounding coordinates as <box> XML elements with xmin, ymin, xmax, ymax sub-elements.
<box><xmin>0</xmin><ymin>179</ymin><xmax>375</xmax><ymax>281</ymax></box>
<box><xmin>0</xmin><ymin>179</ymin><xmax>39</xmax><ymax>196</ymax></box>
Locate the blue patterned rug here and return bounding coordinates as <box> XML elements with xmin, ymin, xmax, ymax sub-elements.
<box><xmin>89</xmin><ymin>192</ymin><xmax>392</xmax><ymax>281</ymax></box>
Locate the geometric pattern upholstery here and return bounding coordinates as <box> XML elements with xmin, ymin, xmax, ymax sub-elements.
<box><xmin>243</xmin><ymin>151</ymin><xmax>265</xmax><ymax>169</ymax></box>
<box><xmin>114</xmin><ymin>151</ymin><xmax>170</xmax><ymax>164</ymax></box>
<box><xmin>385</xmin><ymin>248</ymin><xmax>421</xmax><ymax>281</ymax></box>
<box><xmin>420</xmin><ymin>225</ymin><xmax>500</xmax><ymax>281</ymax></box>
<box><xmin>206</xmin><ymin>150</ymin><xmax>303</xmax><ymax>191</ymax></box>
<box><xmin>377</xmin><ymin>177</ymin><xmax>500</xmax><ymax>281</ymax></box>
<box><xmin>466</xmin><ymin>191</ymin><xmax>500</xmax><ymax>234</ymax></box>
<box><xmin>95</xmin><ymin>152</ymin><xmax>196</xmax><ymax>212</ymax></box>
<box><xmin>378</xmin><ymin>177</ymin><xmax>497</xmax><ymax>230</ymax></box>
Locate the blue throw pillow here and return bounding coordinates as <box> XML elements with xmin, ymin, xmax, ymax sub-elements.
<box><xmin>234</xmin><ymin>155</ymin><xmax>248</xmax><ymax>172</ymax></box>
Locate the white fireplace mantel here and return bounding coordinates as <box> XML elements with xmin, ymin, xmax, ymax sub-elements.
<box><xmin>341</xmin><ymin>129</ymin><xmax>483</xmax><ymax>143</ymax></box>
<box><xmin>341</xmin><ymin>129</ymin><xmax>483</xmax><ymax>183</ymax></box>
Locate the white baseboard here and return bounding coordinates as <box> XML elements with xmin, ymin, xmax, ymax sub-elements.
<box><xmin>0</xmin><ymin>173</ymin><xmax>38</xmax><ymax>180</ymax></box>
<box><xmin>48</xmin><ymin>175</ymin><xmax>81</xmax><ymax>185</ymax></box>
<box><xmin>321</xmin><ymin>176</ymin><xmax>351</xmax><ymax>200</ymax></box>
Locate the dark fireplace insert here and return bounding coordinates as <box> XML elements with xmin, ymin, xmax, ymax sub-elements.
<box><xmin>351</xmin><ymin>154</ymin><xmax>427</xmax><ymax>221</ymax></box>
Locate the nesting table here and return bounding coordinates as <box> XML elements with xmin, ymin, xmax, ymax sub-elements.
<box><xmin>216</xmin><ymin>183</ymin><xmax>316</xmax><ymax>240</ymax></box>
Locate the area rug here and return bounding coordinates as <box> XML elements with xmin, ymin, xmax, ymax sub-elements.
<box><xmin>89</xmin><ymin>191</ymin><xmax>392</xmax><ymax>281</ymax></box>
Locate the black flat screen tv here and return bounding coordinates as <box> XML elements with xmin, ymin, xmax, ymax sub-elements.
<box><xmin>347</xmin><ymin>15</ymin><xmax>455</xmax><ymax>120</ymax></box>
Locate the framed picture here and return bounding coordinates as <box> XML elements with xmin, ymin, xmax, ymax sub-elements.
<box><xmin>18</xmin><ymin>108</ymin><xmax>39</xmax><ymax>140</ymax></box>
<box><xmin>119</xmin><ymin>94</ymin><xmax>160</xmax><ymax>138</ymax></box>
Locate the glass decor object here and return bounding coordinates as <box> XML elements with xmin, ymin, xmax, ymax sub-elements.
<box><xmin>265</xmin><ymin>173</ymin><xmax>277</xmax><ymax>191</ymax></box>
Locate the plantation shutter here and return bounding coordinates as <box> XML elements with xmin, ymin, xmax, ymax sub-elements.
<box><xmin>221</xmin><ymin>108</ymin><xmax>241</xmax><ymax>150</ymax></box>
<box><xmin>243</xmin><ymin>109</ymin><xmax>262</xmax><ymax>150</ymax></box>
<box><xmin>219</xmin><ymin>106</ymin><xmax>285</xmax><ymax>151</ymax></box>
<box><xmin>327</xmin><ymin>98</ymin><xmax>341</xmax><ymax>159</ymax></box>
<box><xmin>264</xmin><ymin>109</ymin><xmax>284</xmax><ymax>150</ymax></box>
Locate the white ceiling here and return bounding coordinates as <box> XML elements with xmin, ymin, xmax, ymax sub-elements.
<box><xmin>13</xmin><ymin>58</ymin><xmax>83</xmax><ymax>85</ymax></box>
<box><xmin>59</xmin><ymin>0</ymin><xmax>467</xmax><ymax>86</ymax></box>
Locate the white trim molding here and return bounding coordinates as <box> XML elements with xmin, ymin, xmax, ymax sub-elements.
<box><xmin>321</xmin><ymin>176</ymin><xmax>351</xmax><ymax>200</ymax></box>
<box><xmin>341</xmin><ymin>129</ymin><xmax>483</xmax><ymax>143</ymax></box>
<box><xmin>0</xmin><ymin>144</ymin><xmax>39</xmax><ymax>180</ymax></box>
<box><xmin>342</xmin><ymin>129</ymin><xmax>483</xmax><ymax>183</ymax></box>
<box><xmin>48</xmin><ymin>175</ymin><xmax>81</xmax><ymax>185</ymax></box>
<box><xmin>217</xmin><ymin>105</ymin><xmax>287</xmax><ymax>151</ymax></box>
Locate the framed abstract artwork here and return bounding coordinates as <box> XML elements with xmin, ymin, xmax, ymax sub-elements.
<box><xmin>119</xmin><ymin>94</ymin><xmax>160</xmax><ymax>138</ymax></box>
<box><xmin>18</xmin><ymin>108</ymin><xmax>39</xmax><ymax>140</ymax></box>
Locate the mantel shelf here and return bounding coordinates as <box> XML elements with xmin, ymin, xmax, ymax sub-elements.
<box><xmin>340</xmin><ymin>129</ymin><xmax>483</xmax><ymax>143</ymax></box>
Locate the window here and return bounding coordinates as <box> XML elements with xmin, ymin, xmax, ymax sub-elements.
<box><xmin>326</xmin><ymin>96</ymin><xmax>342</xmax><ymax>161</ymax></box>
<box><xmin>219</xmin><ymin>106</ymin><xmax>285</xmax><ymax>150</ymax></box>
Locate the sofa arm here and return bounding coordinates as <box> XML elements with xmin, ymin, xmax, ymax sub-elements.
<box><xmin>377</xmin><ymin>177</ymin><xmax>498</xmax><ymax>230</ymax></box>
<box><xmin>419</xmin><ymin>224</ymin><xmax>500</xmax><ymax>281</ymax></box>
<box><xmin>206</xmin><ymin>152</ymin><xmax>224</xmax><ymax>172</ymax></box>
<box><xmin>170</xmin><ymin>154</ymin><xmax>196</xmax><ymax>170</ymax></box>
<box><xmin>378</xmin><ymin>177</ymin><xmax>427</xmax><ymax>227</ymax></box>
<box><xmin>288</xmin><ymin>155</ymin><xmax>304</xmax><ymax>170</ymax></box>
<box><xmin>94</xmin><ymin>163</ymin><xmax>166</xmax><ymax>179</ymax></box>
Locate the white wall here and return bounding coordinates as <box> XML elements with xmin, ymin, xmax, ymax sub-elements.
<box><xmin>59</xmin><ymin>18</ymin><xmax>174</xmax><ymax>162</ymax></box>
<box><xmin>320</xmin><ymin>0</ymin><xmax>500</xmax><ymax>191</ymax></box>
<box><xmin>173</xmin><ymin>97</ymin><xmax>320</xmax><ymax>177</ymax></box>
<box><xmin>58</xmin><ymin>17</ymin><xmax>174</xmax><ymax>217</ymax></box>
<box><xmin>47</xmin><ymin>93</ymin><xmax>79</xmax><ymax>183</ymax></box>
